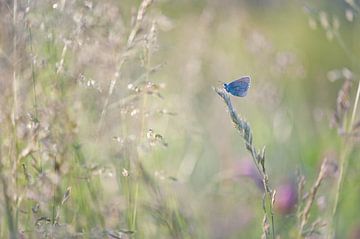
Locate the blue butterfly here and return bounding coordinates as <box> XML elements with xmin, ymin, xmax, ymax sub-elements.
<box><xmin>223</xmin><ymin>76</ymin><xmax>251</xmax><ymax>97</ymax></box>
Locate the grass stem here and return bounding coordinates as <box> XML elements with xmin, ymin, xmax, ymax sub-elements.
<box><xmin>215</xmin><ymin>88</ymin><xmax>275</xmax><ymax>239</ymax></box>
<box><xmin>331</xmin><ymin>79</ymin><xmax>360</xmax><ymax>238</ymax></box>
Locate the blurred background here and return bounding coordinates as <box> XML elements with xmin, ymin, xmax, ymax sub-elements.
<box><xmin>1</xmin><ymin>0</ymin><xmax>360</xmax><ymax>238</ymax></box>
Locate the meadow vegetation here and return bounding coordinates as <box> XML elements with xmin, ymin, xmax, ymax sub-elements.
<box><xmin>0</xmin><ymin>0</ymin><xmax>360</xmax><ymax>238</ymax></box>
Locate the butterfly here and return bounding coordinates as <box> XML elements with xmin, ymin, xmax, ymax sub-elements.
<box><xmin>223</xmin><ymin>76</ymin><xmax>251</xmax><ymax>97</ymax></box>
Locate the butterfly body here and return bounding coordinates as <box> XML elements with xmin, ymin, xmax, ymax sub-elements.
<box><xmin>223</xmin><ymin>76</ymin><xmax>251</xmax><ymax>97</ymax></box>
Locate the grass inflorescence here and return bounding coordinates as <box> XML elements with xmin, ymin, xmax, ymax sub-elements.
<box><xmin>214</xmin><ymin>88</ymin><xmax>275</xmax><ymax>239</ymax></box>
<box><xmin>1</xmin><ymin>0</ymin><xmax>360</xmax><ymax>238</ymax></box>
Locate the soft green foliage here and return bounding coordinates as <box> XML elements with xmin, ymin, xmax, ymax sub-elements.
<box><xmin>0</xmin><ymin>0</ymin><xmax>360</xmax><ymax>238</ymax></box>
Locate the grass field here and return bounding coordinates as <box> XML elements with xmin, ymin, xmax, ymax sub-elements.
<box><xmin>1</xmin><ymin>0</ymin><xmax>360</xmax><ymax>238</ymax></box>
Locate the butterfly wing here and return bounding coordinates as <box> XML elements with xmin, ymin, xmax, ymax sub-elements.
<box><xmin>225</xmin><ymin>76</ymin><xmax>251</xmax><ymax>97</ymax></box>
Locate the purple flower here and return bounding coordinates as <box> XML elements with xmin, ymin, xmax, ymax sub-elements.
<box><xmin>274</xmin><ymin>181</ymin><xmax>298</xmax><ymax>215</ymax></box>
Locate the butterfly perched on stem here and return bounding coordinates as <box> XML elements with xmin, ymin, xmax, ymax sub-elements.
<box><xmin>223</xmin><ymin>76</ymin><xmax>251</xmax><ymax>97</ymax></box>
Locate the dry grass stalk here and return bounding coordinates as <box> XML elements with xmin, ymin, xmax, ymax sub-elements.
<box><xmin>98</xmin><ymin>0</ymin><xmax>154</xmax><ymax>133</ymax></box>
<box><xmin>215</xmin><ymin>87</ymin><xmax>275</xmax><ymax>239</ymax></box>
<box><xmin>298</xmin><ymin>158</ymin><xmax>328</xmax><ymax>237</ymax></box>
<box><xmin>330</xmin><ymin>76</ymin><xmax>360</xmax><ymax>238</ymax></box>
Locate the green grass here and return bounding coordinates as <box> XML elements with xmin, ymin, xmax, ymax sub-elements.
<box><xmin>0</xmin><ymin>0</ymin><xmax>360</xmax><ymax>238</ymax></box>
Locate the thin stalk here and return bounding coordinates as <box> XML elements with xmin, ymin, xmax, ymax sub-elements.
<box><xmin>12</xmin><ymin>0</ymin><xmax>18</xmax><ymax>126</ymax></box>
<box><xmin>130</xmin><ymin>95</ymin><xmax>147</xmax><ymax>233</ymax></box>
<box><xmin>131</xmin><ymin>182</ymin><xmax>139</xmax><ymax>231</ymax></box>
<box><xmin>97</xmin><ymin>0</ymin><xmax>154</xmax><ymax>134</ymax></box>
<box><xmin>131</xmin><ymin>68</ymin><xmax>149</xmax><ymax>233</ymax></box>
<box><xmin>331</xmin><ymin>79</ymin><xmax>360</xmax><ymax>238</ymax></box>
<box><xmin>11</xmin><ymin>1</ymin><xmax>19</xmax><ymax>237</ymax></box>
<box><xmin>350</xmin><ymin>80</ymin><xmax>360</xmax><ymax>127</ymax></box>
<box><xmin>131</xmin><ymin>17</ymin><xmax>153</xmax><ymax>231</ymax></box>
<box><xmin>215</xmin><ymin>88</ymin><xmax>275</xmax><ymax>239</ymax></box>
<box><xmin>330</xmin><ymin>141</ymin><xmax>351</xmax><ymax>237</ymax></box>
<box><xmin>28</xmin><ymin>25</ymin><xmax>38</xmax><ymax>119</ymax></box>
